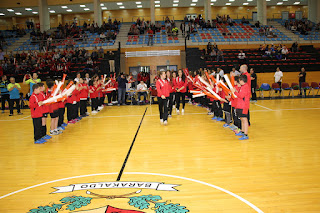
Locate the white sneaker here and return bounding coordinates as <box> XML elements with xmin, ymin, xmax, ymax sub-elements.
<box><xmin>163</xmin><ymin>120</ymin><xmax>168</xmax><ymax>126</ymax></box>
<box><xmin>160</xmin><ymin>119</ymin><xmax>164</xmax><ymax>124</ymax></box>
<box><xmin>56</xmin><ymin>130</ymin><xmax>63</xmax><ymax>134</ymax></box>
<box><xmin>108</xmin><ymin>103</ymin><xmax>113</xmax><ymax>106</ymax></box>
<box><xmin>182</xmin><ymin>109</ymin><xmax>184</xmax><ymax>115</ymax></box>
<box><xmin>86</xmin><ymin>112</ymin><xmax>90</xmax><ymax>115</ymax></box>
<box><xmin>176</xmin><ymin>110</ymin><xmax>180</xmax><ymax>115</ymax></box>
<box><xmin>50</xmin><ymin>130</ymin><xmax>59</xmax><ymax>135</ymax></box>
<box><xmin>91</xmin><ymin>110</ymin><xmax>98</xmax><ymax>114</ymax></box>
<box><xmin>168</xmin><ymin>114</ymin><xmax>172</xmax><ymax>118</ymax></box>
<box><xmin>98</xmin><ymin>106</ymin><xmax>103</xmax><ymax>110</ymax></box>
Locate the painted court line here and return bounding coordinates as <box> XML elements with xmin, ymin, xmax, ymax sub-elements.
<box><xmin>1</xmin><ymin>108</ymin><xmax>320</xmax><ymax>121</ymax></box>
<box><xmin>0</xmin><ymin>172</ymin><xmax>264</xmax><ymax>213</ymax></box>
<box><xmin>254</xmin><ymin>104</ymin><xmax>273</xmax><ymax>111</ymax></box>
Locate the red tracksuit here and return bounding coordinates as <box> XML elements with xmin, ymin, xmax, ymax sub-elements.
<box><xmin>235</xmin><ymin>83</ymin><xmax>250</xmax><ymax>114</ymax></box>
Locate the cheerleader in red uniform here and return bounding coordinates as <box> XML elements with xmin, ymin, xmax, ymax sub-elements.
<box><xmin>174</xmin><ymin>69</ymin><xmax>188</xmax><ymax>115</ymax></box>
<box><xmin>166</xmin><ymin>70</ymin><xmax>175</xmax><ymax>117</ymax></box>
<box><xmin>156</xmin><ymin>71</ymin><xmax>170</xmax><ymax>125</ymax></box>
<box><xmin>78</xmin><ymin>78</ymin><xmax>89</xmax><ymax>117</ymax></box>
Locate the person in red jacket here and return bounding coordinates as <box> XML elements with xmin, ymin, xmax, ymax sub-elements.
<box><xmin>89</xmin><ymin>80</ymin><xmax>101</xmax><ymax>114</ymax></box>
<box><xmin>174</xmin><ymin>69</ymin><xmax>188</xmax><ymax>115</ymax></box>
<box><xmin>29</xmin><ymin>84</ymin><xmax>46</xmax><ymax>144</ymax></box>
<box><xmin>166</xmin><ymin>70</ymin><xmax>176</xmax><ymax>117</ymax></box>
<box><xmin>78</xmin><ymin>78</ymin><xmax>89</xmax><ymax>117</ymax></box>
<box><xmin>231</xmin><ymin>75</ymin><xmax>250</xmax><ymax>140</ymax></box>
<box><xmin>156</xmin><ymin>71</ymin><xmax>170</xmax><ymax>125</ymax></box>
<box><xmin>240</xmin><ymin>64</ymin><xmax>251</xmax><ymax>126</ymax></box>
<box><xmin>38</xmin><ymin>83</ymin><xmax>52</xmax><ymax>140</ymax></box>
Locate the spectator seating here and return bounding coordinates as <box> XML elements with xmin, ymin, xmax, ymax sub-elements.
<box><xmin>126</xmin><ymin>32</ymin><xmax>179</xmax><ymax>45</ymax></box>
<box><xmin>191</xmin><ymin>22</ymin><xmax>291</xmax><ymax>43</ymax></box>
<box><xmin>203</xmin><ymin>49</ymin><xmax>320</xmax><ymax>72</ymax></box>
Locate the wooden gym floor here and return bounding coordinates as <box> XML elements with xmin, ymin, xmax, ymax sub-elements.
<box><xmin>0</xmin><ymin>98</ymin><xmax>319</xmax><ymax>212</ymax></box>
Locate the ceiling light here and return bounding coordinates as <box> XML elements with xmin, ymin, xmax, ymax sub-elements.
<box><xmin>155</xmin><ymin>1</ymin><xmax>160</xmax><ymax>3</ymax></box>
<box><xmin>243</xmin><ymin>3</ymin><xmax>249</xmax><ymax>5</ymax></box>
<box><xmin>136</xmin><ymin>1</ymin><xmax>141</xmax><ymax>4</ymax></box>
<box><xmin>119</xmin><ymin>6</ymin><xmax>125</xmax><ymax>8</ymax></box>
<box><xmin>247</xmin><ymin>0</ymin><xmax>253</xmax><ymax>1</ymax></box>
<box><xmin>100</xmin><ymin>3</ymin><xmax>104</xmax><ymax>6</ymax></box>
<box><xmin>84</xmin><ymin>8</ymin><xmax>90</xmax><ymax>11</ymax></box>
<box><xmin>25</xmin><ymin>8</ymin><xmax>32</xmax><ymax>11</ymax></box>
<box><xmin>173</xmin><ymin>0</ymin><xmax>179</xmax><ymax>2</ymax></box>
<box><xmin>294</xmin><ymin>2</ymin><xmax>300</xmax><ymax>4</ymax></box>
<box><xmin>80</xmin><ymin>5</ymin><xmax>86</xmax><ymax>7</ymax></box>
<box><xmin>102</xmin><ymin>7</ymin><xmax>107</xmax><ymax>10</ymax></box>
<box><xmin>211</xmin><ymin>3</ymin><xmax>214</xmax><ymax>5</ymax></box>
<box><xmin>266</xmin><ymin>0</ymin><xmax>271</xmax><ymax>1</ymax></box>
<box><xmin>155</xmin><ymin>4</ymin><xmax>160</xmax><ymax>7</ymax></box>
<box><xmin>61</xmin><ymin>6</ymin><xmax>68</xmax><ymax>8</ymax></box>
<box><xmin>277</xmin><ymin>2</ymin><xmax>283</xmax><ymax>5</ymax></box>
<box><xmin>226</xmin><ymin>3</ymin><xmax>231</xmax><ymax>5</ymax></box>
<box><xmin>190</xmin><ymin>3</ymin><xmax>196</xmax><ymax>6</ymax></box>
<box><xmin>32</xmin><ymin>11</ymin><xmax>38</xmax><ymax>14</ymax></box>
<box><xmin>137</xmin><ymin>5</ymin><xmax>142</xmax><ymax>8</ymax></box>
<box><xmin>7</xmin><ymin>9</ymin><xmax>14</xmax><ymax>12</ymax></box>
<box><xmin>0</xmin><ymin>13</ymin><xmax>4</xmax><ymax>16</ymax></box>
<box><xmin>49</xmin><ymin>10</ymin><xmax>55</xmax><ymax>13</ymax></box>
<box><xmin>192</xmin><ymin>0</ymin><xmax>198</xmax><ymax>2</ymax></box>
<box><xmin>211</xmin><ymin>0</ymin><xmax>216</xmax><ymax>2</ymax></box>
<box><xmin>229</xmin><ymin>0</ymin><xmax>235</xmax><ymax>1</ymax></box>
<box><xmin>173</xmin><ymin>4</ymin><xmax>178</xmax><ymax>6</ymax></box>
<box><xmin>66</xmin><ymin>9</ymin><xmax>72</xmax><ymax>12</ymax></box>
<box><xmin>15</xmin><ymin>12</ymin><xmax>22</xmax><ymax>15</ymax></box>
<box><xmin>117</xmin><ymin>2</ymin><xmax>123</xmax><ymax>5</ymax></box>
<box><xmin>283</xmin><ymin>0</ymin><xmax>288</xmax><ymax>1</ymax></box>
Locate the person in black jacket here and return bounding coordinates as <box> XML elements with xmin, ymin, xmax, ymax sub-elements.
<box><xmin>0</xmin><ymin>75</ymin><xmax>10</xmax><ymax>113</ymax></box>
<box><xmin>117</xmin><ymin>73</ymin><xmax>128</xmax><ymax>106</ymax></box>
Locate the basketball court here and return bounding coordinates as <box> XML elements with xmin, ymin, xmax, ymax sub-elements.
<box><xmin>0</xmin><ymin>98</ymin><xmax>319</xmax><ymax>212</ymax></box>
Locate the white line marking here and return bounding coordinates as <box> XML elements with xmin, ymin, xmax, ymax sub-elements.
<box><xmin>254</xmin><ymin>104</ymin><xmax>273</xmax><ymax>111</ymax></box>
<box><xmin>0</xmin><ymin>172</ymin><xmax>264</xmax><ymax>213</ymax></box>
<box><xmin>1</xmin><ymin>108</ymin><xmax>320</xmax><ymax>121</ymax></box>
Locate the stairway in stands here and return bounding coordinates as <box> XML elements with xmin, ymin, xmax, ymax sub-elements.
<box><xmin>268</xmin><ymin>21</ymin><xmax>300</xmax><ymax>43</ymax></box>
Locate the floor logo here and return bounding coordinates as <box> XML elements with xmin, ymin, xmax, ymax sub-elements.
<box><xmin>28</xmin><ymin>181</ymin><xmax>190</xmax><ymax>213</ymax></box>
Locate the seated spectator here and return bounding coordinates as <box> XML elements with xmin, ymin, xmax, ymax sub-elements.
<box><xmin>281</xmin><ymin>45</ymin><xmax>289</xmax><ymax>60</ymax></box>
<box><xmin>291</xmin><ymin>42</ymin><xmax>298</xmax><ymax>52</ymax></box>
<box><xmin>137</xmin><ymin>81</ymin><xmax>148</xmax><ymax>103</ymax></box>
<box><xmin>172</xmin><ymin>27</ymin><xmax>179</xmax><ymax>36</ymax></box>
<box><xmin>100</xmin><ymin>33</ymin><xmax>106</xmax><ymax>41</ymax></box>
<box><xmin>216</xmin><ymin>49</ymin><xmax>224</xmax><ymax>62</ymax></box>
<box><xmin>237</xmin><ymin>50</ymin><xmax>246</xmax><ymax>65</ymax></box>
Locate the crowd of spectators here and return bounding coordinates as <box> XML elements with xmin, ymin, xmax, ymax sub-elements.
<box><xmin>29</xmin><ymin>18</ymin><xmax>120</xmax><ymax>51</ymax></box>
<box><xmin>128</xmin><ymin>17</ymin><xmax>178</xmax><ymax>36</ymax></box>
<box><xmin>259</xmin><ymin>44</ymin><xmax>289</xmax><ymax>60</ymax></box>
<box><xmin>284</xmin><ymin>19</ymin><xmax>313</xmax><ymax>35</ymax></box>
<box><xmin>0</xmin><ymin>47</ymin><xmax>116</xmax><ymax>77</ymax></box>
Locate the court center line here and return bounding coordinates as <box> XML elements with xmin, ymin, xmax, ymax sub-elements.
<box><xmin>0</xmin><ymin>172</ymin><xmax>264</xmax><ymax>213</ymax></box>
<box><xmin>116</xmin><ymin>107</ymin><xmax>148</xmax><ymax>181</ymax></box>
<box><xmin>254</xmin><ymin>104</ymin><xmax>273</xmax><ymax>111</ymax></box>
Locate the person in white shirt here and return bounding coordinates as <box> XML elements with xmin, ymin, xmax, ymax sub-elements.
<box><xmin>137</xmin><ymin>81</ymin><xmax>148</xmax><ymax>103</ymax></box>
<box><xmin>230</xmin><ymin>67</ymin><xmax>240</xmax><ymax>77</ymax></box>
<box><xmin>281</xmin><ymin>45</ymin><xmax>289</xmax><ymax>60</ymax></box>
<box><xmin>238</xmin><ymin>50</ymin><xmax>246</xmax><ymax>65</ymax></box>
<box><xmin>74</xmin><ymin>73</ymin><xmax>81</xmax><ymax>83</ymax></box>
<box><xmin>274</xmin><ymin>67</ymin><xmax>283</xmax><ymax>93</ymax></box>
<box><xmin>217</xmin><ymin>67</ymin><xmax>224</xmax><ymax>78</ymax></box>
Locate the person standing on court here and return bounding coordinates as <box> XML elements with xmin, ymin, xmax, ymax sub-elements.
<box><xmin>274</xmin><ymin>67</ymin><xmax>283</xmax><ymax>93</ymax></box>
<box><xmin>117</xmin><ymin>73</ymin><xmax>128</xmax><ymax>106</ymax></box>
<box><xmin>0</xmin><ymin>75</ymin><xmax>10</xmax><ymax>113</ymax></box>
<box><xmin>156</xmin><ymin>71</ymin><xmax>170</xmax><ymax>125</ymax></box>
<box><xmin>23</xmin><ymin>73</ymin><xmax>41</xmax><ymax>95</ymax></box>
<box><xmin>174</xmin><ymin>69</ymin><xmax>188</xmax><ymax>115</ymax></box>
<box><xmin>250</xmin><ymin>68</ymin><xmax>257</xmax><ymax>102</ymax></box>
<box><xmin>7</xmin><ymin>77</ymin><xmax>22</xmax><ymax>116</ymax></box>
<box><xmin>240</xmin><ymin>64</ymin><xmax>251</xmax><ymax>125</ymax></box>
<box><xmin>298</xmin><ymin>67</ymin><xmax>306</xmax><ymax>96</ymax></box>
<box><xmin>107</xmin><ymin>51</ymin><xmax>115</xmax><ymax>73</ymax></box>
